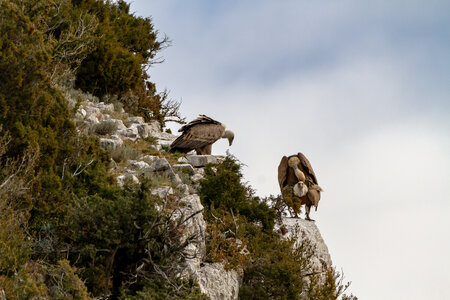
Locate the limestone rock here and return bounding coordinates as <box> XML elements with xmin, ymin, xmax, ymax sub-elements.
<box><xmin>150</xmin><ymin>158</ymin><xmax>170</xmax><ymax>172</ymax></box>
<box><xmin>141</xmin><ymin>155</ymin><xmax>159</xmax><ymax>164</ymax></box>
<box><xmin>109</xmin><ymin>118</ymin><xmax>127</xmax><ymax>131</ymax></box>
<box><xmin>151</xmin><ymin>186</ymin><xmax>173</xmax><ymax>199</ymax></box>
<box><xmin>147</xmin><ymin>120</ymin><xmax>161</xmax><ymax>135</ymax></box>
<box><xmin>116</xmin><ymin>174</ymin><xmax>140</xmax><ymax>187</ymax></box>
<box><xmin>127</xmin><ymin>160</ymin><xmax>151</xmax><ymax>172</ymax></box>
<box><xmin>186</xmin><ymin>155</ymin><xmax>218</xmax><ymax>167</ymax></box>
<box><xmin>152</xmin><ymin>132</ymin><xmax>177</xmax><ymax>146</ymax></box>
<box><xmin>177</xmin><ymin>195</ymin><xmax>206</xmax><ymax>275</ymax></box>
<box><xmin>117</xmin><ymin>127</ymin><xmax>138</xmax><ymax>140</ymax></box>
<box><xmin>85</xmin><ymin>114</ymin><xmax>99</xmax><ymax>124</ymax></box>
<box><xmin>149</xmin><ymin>144</ymin><xmax>162</xmax><ymax>151</ymax></box>
<box><xmin>137</xmin><ymin>124</ymin><xmax>151</xmax><ymax>139</ymax></box>
<box><xmin>84</xmin><ymin>106</ymin><xmax>101</xmax><ymax>116</ymax></box>
<box><xmin>176</xmin><ymin>194</ymin><xmax>241</xmax><ymax>300</ymax></box>
<box><xmin>100</xmin><ymin>135</ymin><xmax>123</xmax><ymax>150</ymax></box>
<box><xmin>191</xmin><ymin>173</ymin><xmax>204</xmax><ymax>183</ymax></box>
<box><xmin>172</xmin><ymin>173</ymin><xmax>183</xmax><ymax>185</ymax></box>
<box><xmin>76</xmin><ymin>107</ymin><xmax>87</xmax><ymax>119</ymax></box>
<box><xmin>276</xmin><ymin>218</ymin><xmax>332</xmax><ymax>275</ymax></box>
<box><xmin>126</xmin><ymin>116</ymin><xmax>145</xmax><ymax>125</ymax></box>
<box><xmin>177</xmin><ymin>184</ymin><xmax>190</xmax><ymax>196</ymax></box>
<box><xmin>177</xmin><ymin>156</ymin><xmax>189</xmax><ymax>163</ymax></box>
<box><xmin>95</xmin><ymin>102</ymin><xmax>114</xmax><ymax>111</ymax></box>
<box><xmin>197</xmin><ymin>263</ymin><xmax>240</xmax><ymax>300</ymax></box>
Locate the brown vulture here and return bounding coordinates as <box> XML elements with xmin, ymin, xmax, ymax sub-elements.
<box><xmin>170</xmin><ymin>115</ymin><xmax>234</xmax><ymax>155</ymax></box>
<box><xmin>278</xmin><ymin>152</ymin><xmax>323</xmax><ymax>221</ymax></box>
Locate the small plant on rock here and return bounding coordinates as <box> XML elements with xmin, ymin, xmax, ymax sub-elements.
<box><xmin>92</xmin><ymin>120</ymin><xmax>118</xmax><ymax>135</ymax></box>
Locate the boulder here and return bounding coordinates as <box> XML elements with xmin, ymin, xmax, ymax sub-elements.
<box><xmin>151</xmin><ymin>132</ymin><xmax>177</xmax><ymax>146</ymax></box>
<box><xmin>172</xmin><ymin>173</ymin><xmax>183</xmax><ymax>185</ymax></box>
<box><xmin>127</xmin><ymin>160</ymin><xmax>151</xmax><ymax>172</ymax></box>
<box><xmin>185</xmin><ymin>155</ymin><xmax>219</xmax><ymax>167</ymax></box>
<box><xmin>177</xmin><ymin>156</ymin><xmax>189</xmax><ymax>163</ymax></box>
<box><xmin>126</xmin><ymin>116</ymin><xmax>145</xmax><ymax>125</ymax></box>
<box><xmin>191</xmin><ymin>173</ymin><xmax>204</xmax><ymax>183</ymax></box>
<box><xmin>116</xmin><ymin>174</ymin><xmax>140</xmax><ymax>187</ymax></box>
<box><xmin>150</xmin><ymin>144</ymin><xmax>162</xmax><ymax>151</ymax></box>
<box><xmin>95</xmin><ymin>102</ymin><xmax>114</xmax><ymax>111</ymax></box>
<box><xmin>150</xmin><ymin>158</ymin><xmax>171</xmax><ymax>172</ymax></box>
<box><xmin>141</xmin><ymin>155</ymin><xmax>159</xmax><ymax>164</ymax></box>
<box><xmin>117</xmin><ymin>127</ymin><xmax>138</xmax><ymax>140</ymax></box>
<box><xmin>134</xmin><ymin>123</ymin><xmax>152</xmax><ymax>139</ymax></box>
<box><xmin>100</xmin><ymin>136</ymin><xmax>123</xmax><ymax>150</ymax></box>
<box><xmin>147</xmin><ymin>120</ymin><xmax>161</xmax><ymax>135</ymax></box>
<box><xmin>177</xmin><ymin>184</ymin><xmax>190</xmax><ymax>196</ymax></box>
<box><xmin>151</xmin><ymin>186</ymin><xmax>174</xmax><ymax>199</ymax></box>
<box><xmin>76</xmin><ymin>107</ymin><xmax>87</xmax><ymax>119</ymax></box>
<box><xmin>85</xmin><ymin>114</ymin><xmax>99</xmax><ymax>124</ymax></box>
<box><xmin>109</xmin><ymin>118</ymin><xmax>127</xmax><ymax>131</ymax></box>
<box><xmin>84</xmin><ymin>106</ymin><xmax>101</xmax><ymax>116</ymax></box>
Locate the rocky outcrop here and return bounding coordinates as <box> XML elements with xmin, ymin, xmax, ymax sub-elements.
<box><xmin>100</xmin><ymin>135</ymin><xmax>123</xmax><ymax>150</ymax></box>
<box><xmin>72</xmin><ymin>97</ymin><xmax>174</xmax><ymax>147</ymax></box>
<box><xmin>196</xmin><ymin>263</ymin><xmax>240</xmax><ymax>300</ymax></box>
<box><xmin>70</xmin><ymin>92</ymin><xmax>335</xmax><ymax>300</ymax></box>
<box><xmin>276</xmin><ymin>218</ymin><xmax>332</xmax><ymax>276</ymax></box>
<box><xmin>178</xmin><ymin>195</ymin><xmax>241</xmax><ymax>300</ymax></box>
<box><xmin>185</xmin><ymin>155</ymin><xmax>220</xmax><ymax>167</ymax></box>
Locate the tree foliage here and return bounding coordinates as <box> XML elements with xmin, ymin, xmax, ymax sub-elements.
<box><xmin>199</xmin><ymin>156</ymin><xmax>276</xmax><ymax>231</ymax></box>
<box><xmin>199</xmin><ymin>156</ymin><xmax>357</xmax><ymax>299</ymax></box>
<box><xmin>0</xmin><ymin>0</ymin><xmax>356</xmax><ymax>298</ymax></box>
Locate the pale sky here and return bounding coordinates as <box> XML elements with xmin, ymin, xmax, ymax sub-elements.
<box><xmin>130</xmin><ymin>1</ymin><xmax>450</xmax><ymax>299</ymax></box>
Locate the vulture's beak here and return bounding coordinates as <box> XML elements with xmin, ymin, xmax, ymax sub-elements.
<box><xmin>228</xmin><ymin>137</ymin><xmax>234</xmax><ymax>146</ymax></box>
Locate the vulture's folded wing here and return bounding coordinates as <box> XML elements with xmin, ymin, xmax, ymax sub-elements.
<box><xmin>171</xmin><ymin>123</ymin><xmax>225</xmax><ymax>152</ymax></box>
<box><xmin>178</xmin><ymin>115</ymin><xmax>222</xmax><ymax>132</ymax></box>
<box><xmin>277</xmin><ymin>156</ymin><xmax>288</xmax><ymax>189</ymax></box>
<box><xmin>297</xmin><ymin>152</ymin><xmax>318</xmax><ymax>184</ymax></box>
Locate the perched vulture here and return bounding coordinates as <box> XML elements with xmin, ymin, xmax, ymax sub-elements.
<box><xmin>278</xmin><ymin>152</ymin><xmax>323</xmax><ymax>221</ymax></box>
<box><xmin>170</xmin><ymin>115</ymin><xmax>234</xmax><ymax>155</ymax></box>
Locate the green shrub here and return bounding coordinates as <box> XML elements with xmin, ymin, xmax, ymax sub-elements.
<box><xmin>0</xmin><ymin>260</ymin><xmax>92</xmax><ymax>299</ymax></box>
<box><xmin>109</xmin><ymin>144</ymin><xmax>142</xmax><ymax>162</ymax></box>
<box><xmin>199</xmin><ymin>156</ymin><xmax>275</xmax><ymax>231</ymax></box>
<box><xmin>238</xmin><ymin>225</ymin><xmax>315</xmax><ymax>299</ymax></box>
<box><xmin>57</xmin><ymin>182</ymin><xmax>200</xmax><ymax>297</ymax></box>
<box><xmin>92</xmin><ymin>120</ymin><xmax>118</xmax><ymax>135</ymax></box>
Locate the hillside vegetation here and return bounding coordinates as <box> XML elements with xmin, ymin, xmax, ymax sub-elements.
<box><xmin>0</xmin><ymin>0</ymin><xmax>356</xmax><ymax>299</ymax></box>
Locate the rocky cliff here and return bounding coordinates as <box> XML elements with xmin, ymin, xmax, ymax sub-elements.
<box><xmin>68</xmin><ymin>92</ymin><xmax>335</xmax><ymax>299</ymax></box>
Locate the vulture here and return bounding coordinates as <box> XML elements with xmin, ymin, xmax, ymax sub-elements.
<box><xmin>170</xmin><ymin>115</ymin><xmax>234</xmax><ymax>155</ymax></box>
<box><xmin>278</xmin><ymin>152</ymin><xmax>323</xmax><ymax>221</ymax></box>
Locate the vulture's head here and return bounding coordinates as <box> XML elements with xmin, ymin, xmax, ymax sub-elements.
<box><xmin>287</xmin><ymin>156</ymin><xmax>305</xmax><ymax>181</ymax></box>
<box><xmin>223</xmin><ymin>130</ymin><xmax>234</xmax><ymax>146</ymax></box>
<box><xmin>288</xmin><ymin>156</ymin><xmax>300</xmax><ymax>168</ymax></box>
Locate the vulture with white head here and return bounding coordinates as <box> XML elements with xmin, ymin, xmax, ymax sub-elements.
<box><xmin>278</xmin><ymin>152</ymin><xmax>323</xmax><ymax>221</ymax></box>
<box><xmin>170</xmin><ymin>115</ymin><xmax>234</xmax><ymax>155</ymax></box>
